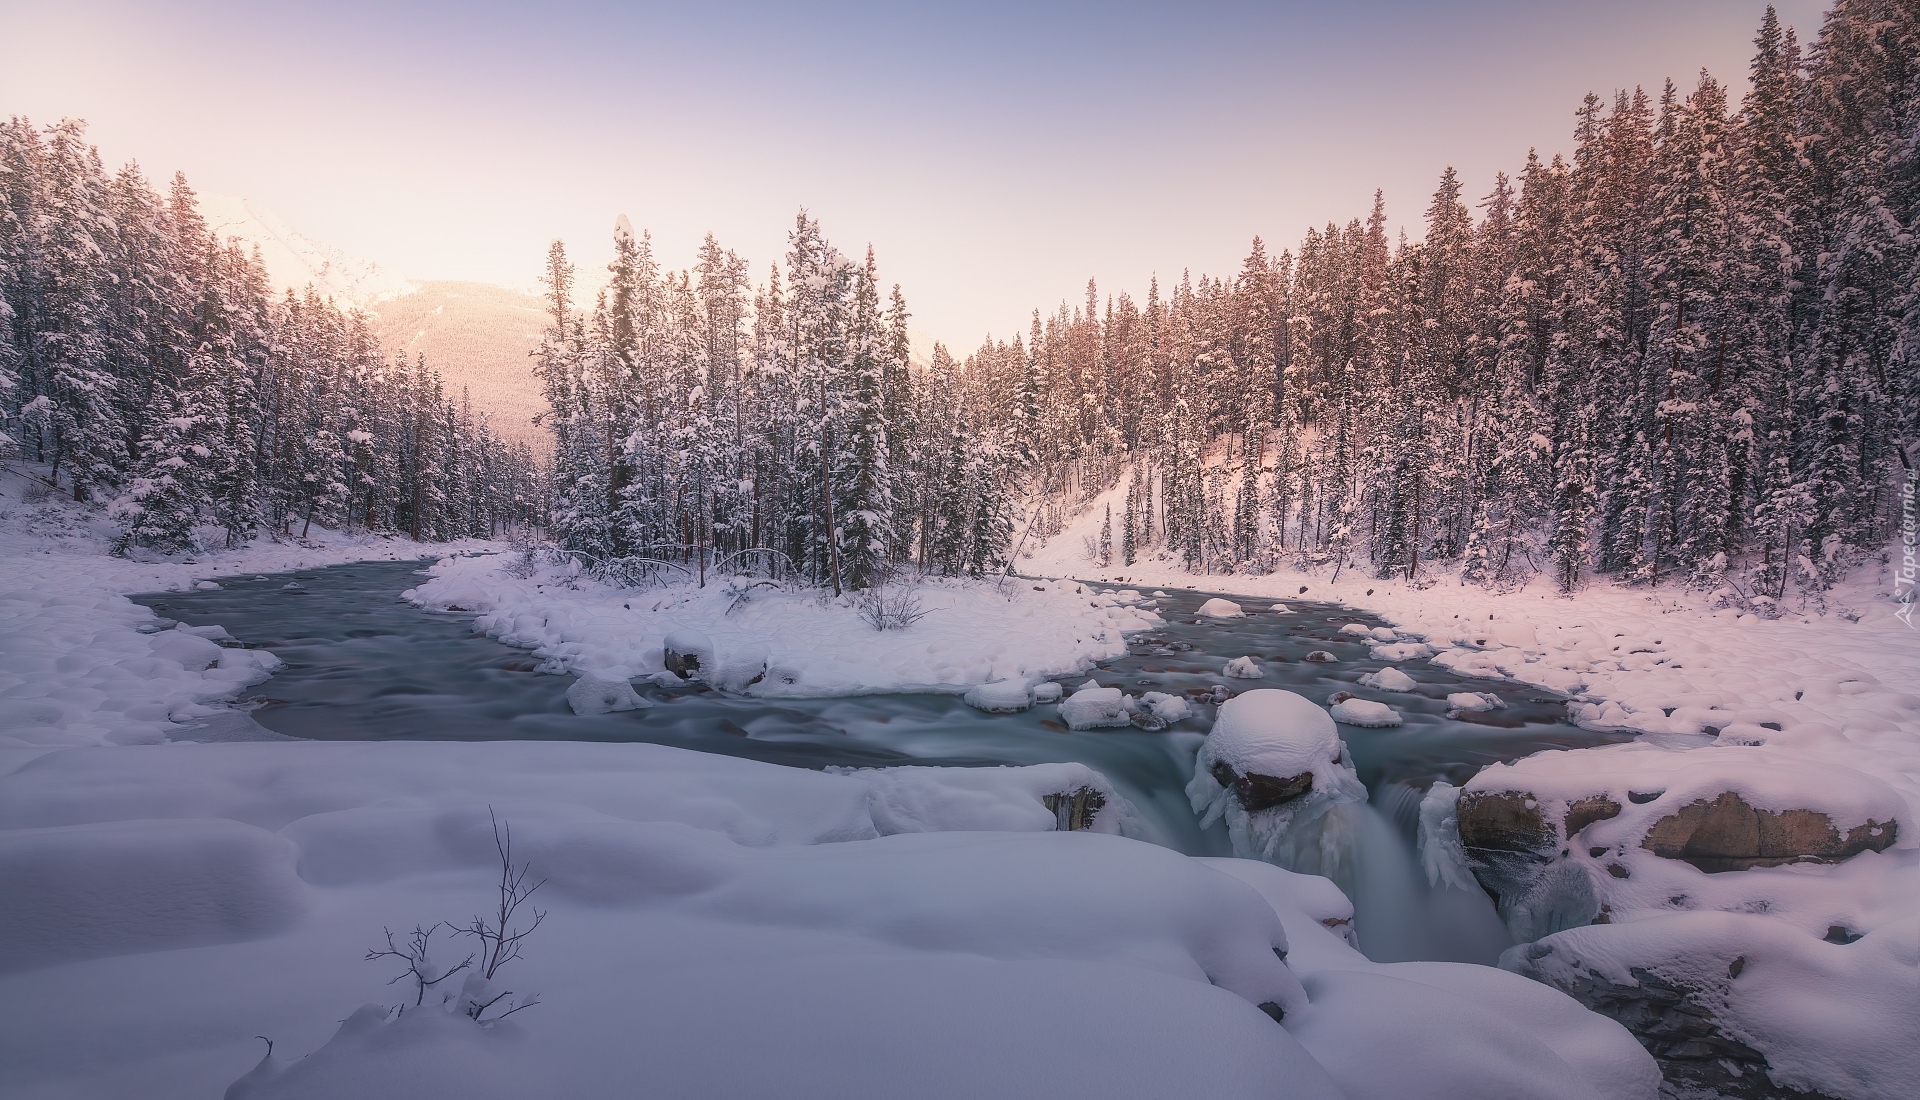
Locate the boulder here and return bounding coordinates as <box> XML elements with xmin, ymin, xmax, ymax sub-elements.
<box><xmin>1357</xmin><ymin>667</ymin><xmax>1417</xmax><ymax>692</ymax></box>
<box><xmin>1059</xmin><ymin>685</ymin><xmax>1131</xmax><ymax>730</ymax></box>
<box><xmin>1210</xmin><ymin>761</ymin><xmax>1315</xmax><ymax>812</ymax></box>
<box><xmin>1030</xmin><ymin>681</ymin><xmax>1064</xmax><ymax>704</ymax></box>
<box><xmin>1303</xmin><ymin>650</ymin><xmax>1338</xmax><ymax>663</ymax></box>
<box><xmin>662</xmin><ymin>628</ymin><xmax>715</xmax><ymax>680</ymax></box>
<box><xmin>1639</xmin><ymin>792</ymin><xmax>1897</xmax><ymax>873</ymax></box>
<box><xmin>963</xmin><ymin>679</ymin><xmax>1034</xmax><ymax>714</ymax></box>
<box><xmin>1222</xmin><ymin>655</ymin><xmax>1263</xmax><ymax>679</ymax></box>
<box><xmin>1329</xmin><ymin>698</ymin><xmax>1401</xmax><ymax>727</ymax></box>
<box><xmin>1189</xmin><ymin>690</ymin><xmax>1368</xmax><ymax>863</ymax></box>
<box><xmin>567</xmin><ymin>674</ymin><xmax>653</xmax><ymax>715</ymax></box>
<box><xmin>1197</xmin><ymin>597</ymin><xmax>1244</xmax><ymax>618</ymax></box>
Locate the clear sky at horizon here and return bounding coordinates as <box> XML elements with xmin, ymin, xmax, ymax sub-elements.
<box><xmin>3</xmin><ymin>0</ymin><xmax>1831</xmax><ymax>350</ymax></box>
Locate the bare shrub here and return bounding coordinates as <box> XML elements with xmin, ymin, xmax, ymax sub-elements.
<box><xmin>856</xmin><ymin>584</ymin><xmax>933</xmax><ymax>631</ymax></box>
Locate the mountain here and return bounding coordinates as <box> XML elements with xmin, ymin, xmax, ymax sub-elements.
<box><xmin>362</xmin><ymin>281</ymin><xmax>550</xmax><ymax>448</ymax></box>
<box><xmin>199</xmin><ymin>194</ymin><xmax>416</xmax><ymax>309</ymax></box>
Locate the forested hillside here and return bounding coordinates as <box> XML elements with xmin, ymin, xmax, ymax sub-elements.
<box><xmin>364</xmin><ymin>280</ymin><xmax>550</xmax><ymax>450</ymax></box>
<box><xmin>0</xmin><ymin>122</ymin><xmax>542</xmax><ymax>550</ymax></box>
<box><xmin>960</xmin><ymin>1</ymin><xmax>1916</xmax><ymax>603</ymax></box>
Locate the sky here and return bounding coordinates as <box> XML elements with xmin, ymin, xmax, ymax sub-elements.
<box><xmin>3</xmin><ymin>0</ymin><xmax>1832</xmax><ymax>350</ymax></box>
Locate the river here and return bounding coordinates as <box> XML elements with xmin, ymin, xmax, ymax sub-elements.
<box><xmin>134</xmin><ymin>558</ymin><xmax>1631</xmax><ymax>967</ymax></box>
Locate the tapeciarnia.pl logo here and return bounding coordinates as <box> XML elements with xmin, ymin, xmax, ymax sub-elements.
<box><xmin>1898</xmin><ymin>467</ymin><xmax>1917</xmax><ymax>628</ymax></box>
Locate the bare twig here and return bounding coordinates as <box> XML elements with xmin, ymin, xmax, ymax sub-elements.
<box><xmin>460</xmin><ymin>807</ymin><xmax>548</xmax><ymax>980</ymax></box>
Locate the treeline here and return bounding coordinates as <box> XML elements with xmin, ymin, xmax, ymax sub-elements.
<box><xmin>957</xmin><ymin>0</ymin><xmax>1916</xmax><ymax>600</ymax></box>
<box><xmin>0</xmin><ymin>119</ymin><xmax>542</xmax><ymax>551</ymax></box>
<box><xmin>536</xmin><ymin>214</ymin><xmax>1014</xmax><ymax>591</ymax></box>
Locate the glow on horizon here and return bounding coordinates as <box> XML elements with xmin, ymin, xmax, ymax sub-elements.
<box><xmin>3</xmin><ymin>0</ymin><xmax>1829</xmax><ymax>350</ymax></box>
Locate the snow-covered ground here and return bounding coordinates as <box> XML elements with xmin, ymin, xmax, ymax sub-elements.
<box><xmin>1024</xmin><ymin>483</ymin><xmax>1920</xmax><ymax>1100</ymax></box>
<box><xmin>1</xmin><ymin>468</ymin><xmax>1669</xmax><ymax>1099</ymax></box>
<box><xmin>407</xmin><ymin>553</ymin><xmax>1163</xmax><ymax>698</ymax></box>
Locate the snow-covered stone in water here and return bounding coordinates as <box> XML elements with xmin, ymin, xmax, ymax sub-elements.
<box><xmin>711</xmin><ymin>644</ymin><xmax>769</xmax><ymax>693</ymax></box>
<box><xmin>1368</xmin><ymin>626</ymin><xmax>1398</xmax><ymax>642</ymax></box>
<box><xmin>1030</xmin><ymin>681</ymin><xmax>1064</xmax><ymax>704</ymax></box>
<box><xmin>194</xmin><ymin>580</ymin><xmax>221</xmax><ymax>590</ymax></box>
<box><xmin>964</xmin><ymin>679</ymin><xmax>1034</xmax><ymax>713</ymax></box>
<box><xmin>280</xmin><ymin>581</ymin><xmax>305</xmax><ymax>592</ymax></box>
<box><xmin>1222</xmin><ymin>655</ymin><xmax>1263</xmax><ymax>679</ymax></box>
<box><xmin>1337</xmin><ymin>623</ymin><xmax>1372</xmax><ymax>637</ymax></box>
<box><xmin>1370</xmin><ymin>642</ymin><xmax>1433</xmax><ymax>661</ymax></box>
<box><xmin>1197</xmin><ymin>597</ymin><xmax>1243</xmax><ymax>618</ymax></box>
<box><xmin>1302</xmin><ymin>650</ymin><xmax>1338</xmax><ymax>663</ymax></box>
<box><xmin>1446</xmin><ymin>691</ymin><xmax>1505</xmax><ymax>712</ymax></box>
<box><xmin>1189</xmin><ymin>689</ymin><xmax>1368</xmax><ymax>864</ymax></box>
<box><xmin>567</xmin><ymin>674</ymin><xmax>652</xmax><ymax>715</ymax></box>
<box><xmin>1357</xmin><ymin>667</ymin><xmax>1417</xmax><ymax>692</ymax></box>
<box><xmin>1060</xmin><ymin>685</ymin><xmax>1131</xmax><ymax>730</ymax></box>
<box><xmin>1326</xmin><ymin>690</ymin><xmax>1354</xmax><ymax>705</ymax></box>
<box><xmin>1329</xmin><ymin>699</ymin><xmax>1401</xmax><ymax>727</ymax></box>
<box><xmin>1138</xmin><ymin>691</ymin><xmax>1191</xmax><ymax>724</ymax></box>
<box><xmin>663</xmin><ymin>628</ymin><xmax>715</xmax><ymax>680</ymax></box>
<box><xmin>1267</xmin><ymin>603</ymin><xmax>1292</xmax><ymax>614</ymax></box>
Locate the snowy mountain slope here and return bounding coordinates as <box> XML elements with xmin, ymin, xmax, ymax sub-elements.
<box><xmin>199</xmin><ymin>194</ymin><xmax>416</xmax><ymax>309</ymax></box>
<box><xmin>363</xmin><ymin>281</ymin><xmax>550</xmax><ymax>449</ymax></box>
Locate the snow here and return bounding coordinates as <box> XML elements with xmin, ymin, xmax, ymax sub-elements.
<box><xmin>0</xmin><ymin>472</ymin><xmax>1706</xmax><ymax>1100</ymax></box>
<box><xmin>961</xmin><ymin>678</ymin><xmax>1033</xmax><ymax>713</ymax></box>
<box><xmin>1198</xmin><ymin>596</ymin><xmax>1244</xmax><ymax>618</ymax></box>
<box><xmin>1059</xmin><ymin>684</ymin><xmax>1131</xmax><ymax>730</ymax></box>
<box><xmin>565</xmin><ymin>674</ymin><xmax>651</xmax><ymax>715</ymax></box>
<box><xmin>1137</xmin><ymin>690</ymin><xmax>1193</xmax><ymax>724</ymax></box>
<box><xmin>1356</xmin><ymin>666</ymin><xmax>1417</xmax><ymax>691</ymax></box>
<box><xmin>1222</xmin><ymin>654</ymin><xmax>1263</xmax><ymax>678</ymax></box>
<box><xmin>408</xmin><ymin>556</ymin><xmax>1163</xmax><ymax>698</ymax></box>
<box><xmin>1329</xmin><ymin>698</ymin><xmax>1403</xmax><ymax>727</ymax></box>
<box><xmin>1033</xmin><ymin>494</ymin><xmax>1920</xmax><ymax>1096</ymax></box>
<box><xmin>0</xmin><ymin>736</ymin><xmax>1656</xmax><ymax>1100</ymax></box>
<box><xmin>1189</xmin><ymin>690</ymin><xmax>1371</xmax><ymax>866</ymax></box>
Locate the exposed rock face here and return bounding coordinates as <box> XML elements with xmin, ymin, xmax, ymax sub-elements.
<box><xmin>1041</xmin><ymin>786</ymin><xmax>1108</xmax><ymax>831</ymax></box>
<box><xmin>1210</xmin><ymin>761</ymin><xmax>1314</xmax><ymax>813</ymax></box>
<box><xmin>1640</xmin><ymin>792</ymin><xmax>1898</xmax><ymax>873</ymax></box>
<box><xmin>1455</xmin><ymin>790</ymin><xmax>1600</xmax><ymax>939</ymax></box>
<box><xmin>1564</xmin><ymin>794</ymin><xmax>1622</xmax><ymax>838</ymax></box>
<box><xmin>1508</xmin><ymin>956</ymin><xmax>1845</xmax><ymax>1100</ymax></box>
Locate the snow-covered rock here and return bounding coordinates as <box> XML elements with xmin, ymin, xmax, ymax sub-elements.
<box><xmin>1302</xmin><ymin>650</ymin><xmax>1338</xmax><ymax>663</ymax></box>
<box><xmin>662</xmin><ymin>628</ymin><xmax>715</xmax><ymax>680</ymax></box>
<box><xmin>1031</xmin><ymin>681</ymin><xmax>1064</xmax><ymax>703</ymax></box>
<box><xmin>1223</xmin><ymin>655</ymin><xmax>1263</xmax><ymax>679</ymax></box>
<box><xmin>1189</xmin><ymin>690</ymin><xmax>1369</xmax><ymax>864</ymax></box>
<box><xmin>566</xmin><ymin>673</ymin><xmax>651</xmax><ymax>715</ymax></box>
<box><xmin>963</xmin><ymin>679</ymin><xmax>1034</xmax><ymax>713</ymax></box>
<box><xmin>1329</xmin><ymin>698</ymin><xmax>1402</xmax><ymax>727</ymax></box>
<box><xmin>1370</xmin><ymin>641</ymin><xmax>1433</xmax><ymax>661</ymax></box>
<box><xmin>1337</xmin><ymin>623</ymin><xmax>1373</xmax><ymax>637</ymax></box>
<box><xmin>1446</xmin><ymin>691</ymin><xmax>1505</xmax><ymax>712</ymax></box>
<box><xmin>1137</xmin><ymin>691</ymin><xmax>1192</xmax><ymax>725</ymax></box>
<box><xmin>1198</xmin><ymin>597</ymin><xmax>1244</xmax><ymax>618</ymax></box>
<box><xmin>1356</xmin><ymin>667</ymin><xmax>1417</xmax><ymax>692</ymax></box>
<box><xmin>1060</xmin><ymin>685</ymin><xmax>1131</xmax><ymax>730</ymax></box>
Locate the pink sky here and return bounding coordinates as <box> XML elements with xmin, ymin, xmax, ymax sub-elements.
<box><xmin>2</xmin><ymin>0</ymin><xmax>1830</xmax><ymax>348</ymax></box>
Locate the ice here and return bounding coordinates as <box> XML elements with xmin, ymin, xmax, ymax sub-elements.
<box><xmin>1189</xmin><ymin>690</ymin><xmax>1370</xmax><ymax>866</ymax></box>
<box><xmin>1222</xmin><ymin>655</ymin><xmax>1263</xmax><ymax>678</ymax></box>
<box><xmin>1356</xmin><ymin>667</ymin><xmax>1417</xmax><ymax>692</ymax></box>
<box><xmin>1059</xmin><ymin>684</ymin><xmax>1130</xmax><ymax>729</ymax></box>
<box><xmin>1329</xmin><ymin>698</ymin><xmax>1401</xmax><ymax>727</ymax></box>
<box><xmin>1197</xmin><ymin>597</ymin><xmax>1244</xmax><ymax>618</ymax></box>
<box><xmin>961</xmin><ymin>678</ymin><xmax>1033</xmax><ymax>713</ymax></box>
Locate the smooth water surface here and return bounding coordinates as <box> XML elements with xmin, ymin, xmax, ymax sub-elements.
<box><xmin>136</xmin><ymin>560</ymin><xmax>1631</xmax><ymax>964</ymax></box>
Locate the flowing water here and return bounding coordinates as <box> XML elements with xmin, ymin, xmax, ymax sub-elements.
<box><xmin>134</xmin><ymin>559</ymin><xmax>1632</xmax><ymax>966</ymax></box>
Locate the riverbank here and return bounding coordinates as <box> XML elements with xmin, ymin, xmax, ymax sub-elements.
<box><xmin>1024</xmin><ymin>513</ymin><xmax>1920</xmax><ymax>1099</ymax></box>
<box><xmin>1</xmin><ymin>468</ymin><xmax>1661</xmax><ymax>1100</ymax></box>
